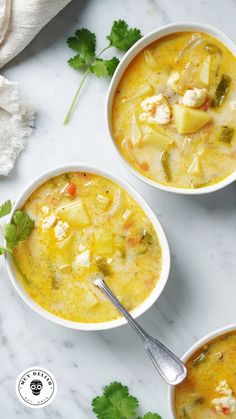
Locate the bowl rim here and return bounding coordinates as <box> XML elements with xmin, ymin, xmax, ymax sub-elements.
<box><xmin>168</xmin><ymin>322</ymin><xmax>236</xmax><ymax>418</ymax></box>
<box><xmin>5</xmin><ymin>163</ymin><xmax>170</xmax><ymax>331</ymax></box>
<box><xmin>106</xmin><ymin>21</ymin><xmax>236</xmax><ymax>195</ymax></box>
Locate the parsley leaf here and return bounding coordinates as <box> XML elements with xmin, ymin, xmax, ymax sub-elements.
<box><xmin>64</xmin><ymin>20</ymin><xmax>142</xmax><ymax>124</ymax></box>
<box><xmin>138</xmin><ymin>414</ymin><xmax>162</xmax><ymax>419</ymax></box>
<box><xmin>67</xmin><ymin>28</ymin><xmax>96</xmax><ymax>62</ymax></box>
<box><xmin>92</xmin><ymin>382</ymin><xmax>138</xmax><ymax>419</ymax></box>
<box><xmin>90</xmin><ymin>57</ymin><xmax>120</xmax><ymax>77</ymax></box>
<box><xmin>107</xmin><ymin>20</ymin><xmax>142</xmax><ymax>52</ymax></box>
<box><xmin>0</xmin><ymin>200</ymin><xmax>12</xmax><ymax>218</ymax></box>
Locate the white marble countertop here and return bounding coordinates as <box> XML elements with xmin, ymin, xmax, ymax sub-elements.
<box><xmin>1</xmin><ymin>0</ymin><xmax>236</xmax><ymax>417</ymax></box>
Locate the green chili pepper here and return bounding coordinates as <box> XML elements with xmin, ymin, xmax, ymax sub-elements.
<box><xmin>141</xmin><ymin>229</ymin><xmax>153</xmax><ymax>245</ymax></box>
<box><xmin>190</xmin><ymin>350</ymin><xmax>207</xmax><ymax>367</ymax></box>
<box><xmin>212</xmin><ymin>74</ymin><xmax>231</xmax><ymax>107</ymax></box>
<box><xmin>219</xmin><ymin>126</ymin><xmax>234</xmax><ymax>144</ymax></box>
<box><xmin>182</xmin><ymin>408</ymin><xmax>191</xmax><ymax>419</ymax></box>
<box><xmin>96</xmin><ymin>257</ymin><xmax>111</xmax><ymax>276</ymax></box>
<box><xmin>205</xmin><ymin>43</ymin><xmax>221</xmax><ymax>55</ymax></box>
<box><xmin>161</xmin><ymin>150</ymin><xmax>171</xmax><ymax>181</ymax></box>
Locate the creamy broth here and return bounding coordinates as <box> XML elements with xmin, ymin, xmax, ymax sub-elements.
<box><xmin>175</xmin><ymin>331</ymin><xmax>236</xmax><ymax>418</ymax></box>
<box><xmin>14</xmin><ymin>172</ymin><xmax>162</xmax><ymax>323</ymax></box>
<box><xmin>112</xmin><ymin>32</ymin><xmax>236</xmax><ymax>189</ymax></box>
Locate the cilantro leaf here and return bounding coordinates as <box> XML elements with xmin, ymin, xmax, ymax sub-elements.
<box><xmin>138</xmin><ymin>413</ymin><xmax>162</xmax><ymax>419</ymax></box>
<box><xmin>92</xmin><ymin>382</ymin><xmax>139</xmax><ymax>419</ymax></box>
<box><xmin>68</xmin><ymin>55</ymin><xmax>87</xmax><ymax>70</ymax></box>
<box><xmin>4</xmin><ymin>223</ymin><xmax>18</xmax><ymax>250</ymax></box>
<box><xmin>0</xmin><ymin>247</ymin><xmax>7</xmax><ymax>255</ymax></box>
<box><xmin>103</xmin><ymin>382</ymin><xmax>131</xmax><ymax>402</ymax></box>
<box><xmin>64</xmin><ymin>20</ymin><xmax>142</xmax><ymax>124</ymax></box>
<box><xmin>93</xmin><ymin>404</ymin><xmax>123</xmax><ymax>419</ymax></box>
<box><xmin>107</xmin><ymin>20</ymin><xmax>142</xmax><ymax>52</ymax></box>
<box><xmin>4</xmin><ymin>210</ymin><xmax>34</xmax><ymax>251</ymax></box>
<box><xmin>0</xmin><ymin>204</ymin><xmax>34</xmax><ymax>284</ymax></box>
<box><xmin>67</xmin><ymin>29</ymin><xmax>96</xmax><ymax>63</ymax></box>
<box><xmin>90</xmin><ymin>57</ymin><xmax>119</xmax><ymax>77</ymax></box>
<box><xmin>12</xmin><ymin>211</ymin><xmax>35</xmax><ymax>242</ymax></box>
<box><xmin>92</xmin><ymin>395</ymin><xmax>110</xmax><ymax>416</ymax></box>
<box><xmin>0</xmin><ymin>200</ymin><xmax>12</xmax><ymax>218</ymax></box>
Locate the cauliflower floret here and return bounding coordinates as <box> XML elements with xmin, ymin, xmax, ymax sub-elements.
<box><xmin>72</xmin><ymin>250</ymin><xmax>90</xmax><ymax>270</ymax></box>
<box><xmin>182</xmin><ymin>88</ymin><xmax>207</xmax><ymax>108</ymax></box>
<box><xmin>140</xmin><ymin>94</ymin><xmax>171</xmax><ymax>125</ymax></box>
<box><xmin>42</xmin><ymin>213</ymin><xmax>56</xmax><ymax>230</ymax></box>
<box><xmin>54</xmin><ymin>220</ymin><xmax>69</xmax><ymax>241</ymax></box>
<box><xmin>212</xmin><ymin>381</ymin><xmax>236</xmax><ymax>414</ymax></box>
<box><xmin>212</xmin><ymin>396</ymin><xmax>236</xmax><ymax>413</ymax></box>
<box><xmin>216</xmin><ymin>381</ymin><xmax>233</xmax><ymax>397</ymax></box>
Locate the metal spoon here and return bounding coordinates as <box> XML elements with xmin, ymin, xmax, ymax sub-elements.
<box><xmin>93</xmin><ymin>276</ymin><xmax>187</xmax><ymax>386</ymax></box>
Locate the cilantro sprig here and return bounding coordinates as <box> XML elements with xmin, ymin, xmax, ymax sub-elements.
<box><xmin>0</xmin><ymin>200</ymin><xmax>34</xmax><ymax>283</ymax></box>
<box><xmin>64</xmin><ymin>20</ymin><xmax>142</xmax><ymax>124</ymax></box>
<box><xmin>0</xmin><ymin>200</ymin><xmax>12</xmax><ymax>219</ymax></box>
<box><xmin>92</xmin><ymin>382</ymin><xmax>162</xmax><ymax>419</ymax></box>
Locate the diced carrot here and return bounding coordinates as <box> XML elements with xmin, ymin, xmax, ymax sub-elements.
<box><xmin>222</xmin><ymin>407</ymin><xmax>230</xmax><ymax>415</ymax></box>
<box><xmin>145</xmin><ymin>279</ymin><xmax>154</xmax><ymax>290</ymax></box>
<box><xmin>67</xmin><ymin>182</ymin><xmax>76</xmax><ymax>197</ymax></box>
<box><xmin>123</xmin><ymin>220</ymin><xmax>134</xmax><ymax>230</ymax></box>
<box><xmin>140</xmin><ymin>162</ymin><xmax>149</xmax><ymax>171</ymax></box>
<box><xmin>201</xmin><ymin>98</ymin><xmax>211</xmax><ymax>111</ymax></box>
<box><xmin>127</xmin><ymin>237</ymin><xmax>140</xmax><ymax>247</ymax></box>
<box><xmin>61</xmin><ymin>182</ymin><xmax>77</xmax><ymax>197</ymax></box>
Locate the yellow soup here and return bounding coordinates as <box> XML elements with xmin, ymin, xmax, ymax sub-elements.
<box><xmin>14</xmin><ymin>172</ymin><xmax>162</xmax><ymax>323</ymax></box>
<box><xmin>175</xmin><ymin>331</ymin><xmax>236</xmax><ymax>418</ymax></box>
<box><xmin>112</xmin><ymin>32</ymin><xmax>236</xmax><ymax>189</ymax></box>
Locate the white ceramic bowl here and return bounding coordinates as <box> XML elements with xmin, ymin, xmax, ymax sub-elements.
<box><xmin>5</xmin><ymin>164</ymin><xmax>170</xmax><ymax>331</ymax></box>
<box><xmin>106</xmin><ymin>22</ymin><xmax>236</xmax><ymax>195</ymax></box>
<box><xmin>168</xmin><ymin>323</ymin><xmax>236</xmax><ymax>418</ymax></box>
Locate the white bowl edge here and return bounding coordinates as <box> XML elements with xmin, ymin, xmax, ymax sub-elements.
<box><xmin>106</xmin><ymin>21</ymin><xmax>236</xmax><ymax>195</ymax></box>
<box><xmin>168</xmin><ymin>322</ymin><xmax>236</xmax><ymax>418</ymax></box>
<box><xmin>5</xmin><ymin>163</ymin><xmax>170</xmax><ymax>331</ymax></box>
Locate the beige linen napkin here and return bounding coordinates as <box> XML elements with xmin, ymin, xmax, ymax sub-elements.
<box><xmin>0</xmin><ymin>0</ymin><xmax>72</xmax><ymax>175</ymax></box>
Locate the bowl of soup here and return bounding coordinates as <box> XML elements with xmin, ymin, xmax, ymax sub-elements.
<box><xmin>5</xmin><ymin>164</ymin><xmax>170</xmax><ymax>330</ymax></box>
<box><xmin>168</xmin><ymin>324</ymin><xmax>236</xmax><ymax>418</ymax></box>
<box><xmin>107</xmin><ymin>22</ymin><xmax>236</xmax><ymax>194</ymax></box>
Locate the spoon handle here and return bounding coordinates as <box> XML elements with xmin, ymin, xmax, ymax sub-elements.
<box><xmin>94</xmin><ymin>277</ymin><xmax>187</xmax><ymax>386</ymax></box>
<box><xmin>94</xmin><ymin>276</ymin><xmax>147</xmax><ymax>340</ymax></box>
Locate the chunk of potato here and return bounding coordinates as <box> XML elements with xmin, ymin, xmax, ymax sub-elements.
<box><xmin>58</xmin><ymin>200</ymin><xmax>90</xmax><ymax>227</ymax></box>
<box><xmin>94</xmin><ymin>228</ymin><xmax>114</xmax><ymax>255</ymax></box>
<box><xmin>173</xmin><ymin>104</ymin><xmax>211</xmax><ymax>134</ymax></box>
<box><xmin>142</xmin><ymin>127</ymin><xmax>173</xmax><ymax>150</ymax></box>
